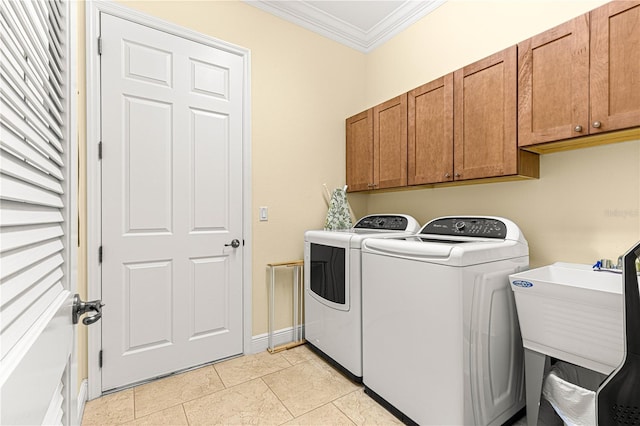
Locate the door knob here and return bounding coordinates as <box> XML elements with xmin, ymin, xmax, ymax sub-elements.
<box><xmin>225</xmin><ymin>239</ymin><xmax>241</xmax><ymax>248</ymax></box>
<box><xmin>72</xmin><ymin>294</ymin><xmax>104</xmax><ymax>325</ymax></box>
<box><xmin>592</xmin><ymin>121</ymin><xmax>601</xmax><ymax>128</ymax></box>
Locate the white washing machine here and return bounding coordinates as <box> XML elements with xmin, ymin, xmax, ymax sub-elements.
<box><xmin>304</xmin><ymin>214</ymin><xmax>420</xmax><ymax>381</ymax></box>
<box><xmin>361</xmin><ymin>216</ymin><xmax>528</xmax><ymax>425</ymax></box>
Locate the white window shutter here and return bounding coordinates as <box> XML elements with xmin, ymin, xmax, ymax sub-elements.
<box><xmin>0</xmin><ymin>0</ymin><xmax>68</xmax><ymax>362</ymax></box>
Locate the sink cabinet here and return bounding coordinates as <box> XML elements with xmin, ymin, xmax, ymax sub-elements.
<box><xmin>518</xmin><ymin>1</ymin><xmax>640</xmax><ymax>148</ymax></box>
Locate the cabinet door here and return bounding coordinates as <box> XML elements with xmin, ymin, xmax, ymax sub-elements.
<box><xmin>374</xmin><ymin>94</ymin><xmax>407</xmax><ymax>189</ymax></box>
<box><xmin>454</xmin><ymin>46</ymin><xmax>517</xmax><ymax>180</ymax></box>
<box><xmin>518</xmin><ymin>15</ymin><xmax>590</xmax><ymax>146</ymax></box>
<box><xmin>346</xmin><ymin>109</ymin><xmax>373</xmax><ymax>192</ymax></box>
<box><xmin>408</xmin><ymin>74</ymin><xmax>454</xmax><ymax>185</ymax></box>
<box><xmin>590</xmin><ymin>1</ymin><xmax>640</xmax><ymax>133</ymax></box>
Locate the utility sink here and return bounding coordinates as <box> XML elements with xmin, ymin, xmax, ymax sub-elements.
<box><xmin>510</xmin><ymin>262</ymin><xmax>625</xmax><ymax>375</ymax></box>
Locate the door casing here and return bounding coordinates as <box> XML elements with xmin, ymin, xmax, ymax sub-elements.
<box><xmin>85</xmin><ymin>0</ymin><xmax>252</xmax><ymax>400</ymax></box>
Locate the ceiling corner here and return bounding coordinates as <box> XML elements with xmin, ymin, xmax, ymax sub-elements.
<box><xmin>243</xmin><ymin>0</ymin><xmax>447</xmax><ymax>53</ymax></box>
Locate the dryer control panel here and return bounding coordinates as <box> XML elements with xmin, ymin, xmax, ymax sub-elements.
<box><xmin>354</xmin><ymin>215</ymin><xmax>409</xmax><ymax>231</ymax></box>
<box><xmin>421</xmin><ymin>217</ymin><xmax>507</xmax><ymax>239</ymax></box>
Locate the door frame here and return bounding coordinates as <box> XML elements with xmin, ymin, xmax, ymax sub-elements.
<box><xmin>85</xmin><ymin>0</ymin><xmax>252</xmax><ymax>400</ymax></box>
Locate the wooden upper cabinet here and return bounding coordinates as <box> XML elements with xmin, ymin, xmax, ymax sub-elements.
<box><xmin>454</xmin><ymin>46</ymin><xmax>518</xmax><ymax>180</ymax></box>
<box><xmin>374</xmin><ymin>94</ymin><xmax>408</xmax><ymax>189</ymax></box>
<box><xmin>408</xmin><ymin>74</ymin><xmax>454</xmax><ymax>185</ymax></box>
<box><xmin>518</xmin><ymin>15</ymin><xmax>590</xmax><ymax>146</ymax></box>
<box><xmin>590</xmin><ymin>1</ymin><xmax>640</xmax><ymax>133</ymax></box>
<box><xmin>519</xmin><ymin>1</ymin><xmax>640</xmax><ymax>147</ymax></box>
<box><xmin>346</xmin><ymin>95</ymin><xmax>407</xmax><ymax>192</ymax></box>
<box><xmin>346</xmin><ymin>109</ymin><xmax>373</xmax><ymax>192</ymax></box>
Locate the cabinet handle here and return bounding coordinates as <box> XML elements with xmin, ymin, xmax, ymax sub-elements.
<box><xmin>454</xmin><ymin>173</ymin><xmax>461</xmax><ymax>178</ymax></box>
<box><xmin>445</xmin><ymin>173</ymin><xmax>451</xmax><ymax>178</ymax></box>
<box><xmin>574</xmin><ymin>125</ymin><xmax>583</xmax><ymax>132</ymax></box>
<box><xmin>592</xmin><ymin>121</ymin><xmax>601</xmax><ymax>128</ymax></box>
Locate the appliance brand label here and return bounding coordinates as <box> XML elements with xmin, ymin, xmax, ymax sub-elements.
<box><xmin>512</xmin><ymin>280</ymin><xmax>534</xmax><ymax>288</ymax></box>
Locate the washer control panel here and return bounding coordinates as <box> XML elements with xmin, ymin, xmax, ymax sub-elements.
<box><xmin>421</xmin><ymin>217</ymin><xmax>507</xmax><ymax>239</ymax></box>
<box><xmin>354</xmin><ymin>215</ymin><xmax>409</xmax><ymax>231</ymax></box>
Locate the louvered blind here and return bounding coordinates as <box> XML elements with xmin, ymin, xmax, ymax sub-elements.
<box><xmin>0</xmin><ymin>0</ymin><xmax>68</xmax><ymax>360</ymax></box>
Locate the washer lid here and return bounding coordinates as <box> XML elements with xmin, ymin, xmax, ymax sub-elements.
<box><xmin>361</xmin><ymin>216</ymin><xmax>528</xmax><ymax>265</ymax></box>
<box><xmin>362</xmin><ymin>237</ymin><xmax>527</xmax><ymax>266</ymax></box>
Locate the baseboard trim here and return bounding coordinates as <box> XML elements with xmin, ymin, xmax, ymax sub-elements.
<box><xmin>77</xmin><ymin>379</ymin><xmax>88</xmax><ymax>424</ymax></box>
<box><xmin>250</xmin><ymin>325</ymin><xmax>305</xmax><ymax>354</ymax></box>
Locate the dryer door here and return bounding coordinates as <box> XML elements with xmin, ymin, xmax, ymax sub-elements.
<box><xmin>307</xmin><ymin>242</ymin><xmax>349</xmax><ymax>311</ymax></box>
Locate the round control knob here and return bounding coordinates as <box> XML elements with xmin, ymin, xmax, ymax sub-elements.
<box><xmin>454</xmin><ymin>221</ymin><xmax>465</xmax><ymax>231</ymax></box>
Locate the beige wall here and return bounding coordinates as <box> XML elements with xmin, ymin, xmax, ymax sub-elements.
<box><xmin>356</xmin><ymin>0</ymin><xmax>640</xmax><ymax>267</ymax></box>
<box><xmin>363</xmin><ymin>0</ymin><xmax>610</xmax><ymax>106</ymax></box>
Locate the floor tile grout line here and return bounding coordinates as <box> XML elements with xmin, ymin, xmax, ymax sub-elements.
<box><xmin>180</xmin><ymin>403</ymin><xmax>190</xmax><ymax>426</ymax></box>
<box><xmin>132</xmin><ymin>365</ymin><xmax>227</xmax><ymax>420</ymax></box>
<box><xmin>262</xmin><ymin>357</ymin><xmax>361</xmax><ymax>421</ymax></box>
<box><xmin>132</xmin><ymin>386</ymin><xmax>137</xmax><ymax>421</ymax></box>
<box><xmin>259</xmin><ymin>371</ymin><xmax>298</xmax><ymax>421</ymax></box>
<box><xmin>255</xmin><ymin>376</ymin><xmax>297</xmax><ymax>424</ymax></box>
<box><xmin>329</xmin><ymin>400</ymin><xmax>355</xmax><ymax>426</ymax></box>
<box><xmin>330</xmin><ymin>389</ymin><xmax>361</xmax><ymax>425</ymax></box>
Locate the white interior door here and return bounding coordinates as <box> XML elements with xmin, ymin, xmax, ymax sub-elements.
<box><xmin>100</xmin><ymin>13</ymin><xmax>244</xmax><ymax>391</ymax></box>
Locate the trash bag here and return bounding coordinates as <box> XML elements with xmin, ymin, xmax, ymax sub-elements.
<box><xmin>324</xmin><ymin>187</ymin><xmax>352</xmax><ymax>230</ymax></box>
<box><xmin>542</xmin><ymin>361</ymin><xmax>606</xmax><ymax>426</ymax></box>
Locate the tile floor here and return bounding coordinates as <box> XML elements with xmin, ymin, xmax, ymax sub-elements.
<box><xmin>81</xmin><ymin>344</ymin><xmax>404</xmax><ymax>425</ymax></box>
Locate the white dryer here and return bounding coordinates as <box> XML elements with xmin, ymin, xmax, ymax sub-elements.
<box><xmin>304</xmin><ymin>214</ymin><xmax>420</xmax><ymax>382</ymax></box>
<box><xmin>361</xmin><ymin>216</ymin><xmax>528</xmax><ymax>425</ymax></box>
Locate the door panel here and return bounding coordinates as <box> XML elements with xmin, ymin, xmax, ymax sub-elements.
<box><xmin>124</xmin><ymin>261</ymin><xmax>173</xmax><ymax>352</ymax></box>
<box><xmin>124</xmin><ymin>97</ymin><xmax>173</xmax><ymax>233</ymax></box>
<box><xmin>191</xmin><ymin>110</ymin><xmax>228</xmax><ymax>230</ymax></box>
<box><xmin>190</xmin><ymin>257</ymin><xmax>228</xmax><ymax>337</ymax></box>
<box><xmin>100</xmin><ymin>13</ymin><xmax>243</xmax><ymax>390</ymax></box>
<box><xmin>0</xmin><ymin>295</ymin><xmax>73</xmax><ymax>425</ymax></box>
<box><xmin>374</xmin><ymin>95</ymin><xmax>407</xmax><ymax>189</ymax></box>
<box><xmin>408</xmin><ymin>74</ymin><xmax>454</xmax><ymax>185</ymax></box>
<box><xmin>518</xmin><ymin>15</ymin><xmax>590</xmax><ymax>146</ymax></box>
<box><xmin>590</xmin><ymin>1</ymin><xmax>640</xmax><ymax>133</ymax></box>
<box><xmin>346</xmin><ymin>110</ymin><xmax>374</xmax><ymax>192</ymax></box>
<box><xmin>454</xmin><ymin>47</ymin><xmax>517</xmax><ymax>180</ymax></box>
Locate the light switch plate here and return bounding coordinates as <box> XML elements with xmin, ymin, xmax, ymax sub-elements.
<box><xmin>259</xmin><ymin>206</ymin><xmax>268</xmax><ymax>221</ymax></box>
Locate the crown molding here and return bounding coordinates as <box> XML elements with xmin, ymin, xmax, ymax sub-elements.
<box><xmin>243</xmin><ymin>0</ymin><xmax>446</xmax><ymax>53</ymax></box>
